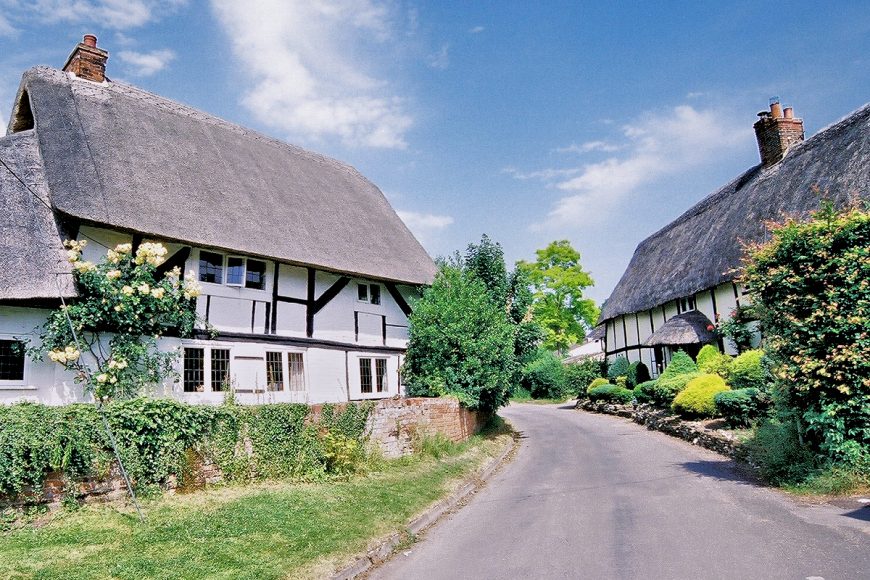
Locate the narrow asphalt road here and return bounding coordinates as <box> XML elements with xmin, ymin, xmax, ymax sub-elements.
<box><xmin>371</xmin><ymin>403</ymin><xmax>870</xmax><ymax>580</ymax></box>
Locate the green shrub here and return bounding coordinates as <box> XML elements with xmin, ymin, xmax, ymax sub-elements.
<box><xmin>671</xmin><ymin>374</ymin><xmax>730</xmax><ymax>418</ymax></box>
<box><xmin>520</xmin><ymin>350</ymin><xmax>568</xmax><ymax>399</ymax></box>
<box><xmin>745</xmin><ymin>419</ymin><xmax>819</xmax><ymax>485</ymax></box>
<box><xmin>607</xmin><ymin>356</ymin><xmax>630</xmax><ymax>381</ymax></box>
<box><xmin>564</xmin><ymin>359</ymin><xmax>602</xmax><ymax>398</ymax></box>
<box><xmin>628</xmin><ymin>361</ymin><xmax>650</xmax><ymax>387</ymax></box>
<box><xmin>697</xmin><ymin>344</ymin><xmax>732</xmax><ymax>377</ymax></box>
<box><xmin>742</xmin><ymin>202</ymin><xmax>870</xmax><ymax>464</ymax></box>
<box><xmin>727</xmin><ymin>349</ymin><xmax>767</xmax><ymax>390</ymax></box>
<box><xmin>655</xmin><ymin>372</ymin><xmax>703</xmax><ymax>405</ymax></box>
<box><xmin>586</xmin><ymin>377</ymin><xmax>610</xmax><ymax>394</ymax></box>
<box><xmin>633</xmin><ymin>380</ymin><xmax>659</xmax><ymax>405</ymax></box>
<box><xmin>588</xmin><ymin>385</ymin><xmax>634</xmax><ymax>404</ymax></box>
<box><xmin>662</xmin><ymin>350</ymin><xmax>698</xmax><ymax>376</ymax></box>
<box><xmin>714</xmin><ymin>388</ymin><xmax>771</xmax><ymax>428</ymax></box>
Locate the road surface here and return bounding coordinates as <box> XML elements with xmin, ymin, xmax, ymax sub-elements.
<box><xmin>371</xmin><ymin>403</ymin><xmax>870</xmax><ymax>580</ymax></box>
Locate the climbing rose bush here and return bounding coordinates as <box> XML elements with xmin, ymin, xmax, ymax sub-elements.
<box><xmin>742</xmin><ymin>201</ymin><xmax>870</xmax><ymax>465</ymax></box>
<box><xmin>33</xmin><ymin>240</ymin><xmax>204</xmax><ymax>400</ymax></box>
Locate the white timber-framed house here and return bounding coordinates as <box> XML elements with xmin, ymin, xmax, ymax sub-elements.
<box><xmin>0</xmin><ymin>36</ymin><xmax>437</xmax><ymax>405</ymax></box>
<box><xmin>600</xmin><ymin>98</ymin><xmax>870</xmax><ymax>376</ymax></box>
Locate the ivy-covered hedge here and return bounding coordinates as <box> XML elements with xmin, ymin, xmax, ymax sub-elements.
<box><xmin>0</xmin><ymin>399</ymin><xmax>374</xmax><ymax>500</ymax></box>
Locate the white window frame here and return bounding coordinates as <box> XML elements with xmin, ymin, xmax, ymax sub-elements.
<box><xmin>357</xmin><ymin>282</ymin><xmax>381</xmax><ymax>305</ymax></box>
<box><xmin>356</xmin><ymin>355</ymin><xmax>391</xmax><ymax>398</ymax></box>
<box><xmin>196</xmin><ymin>250</ymin><xmax>268</xmax><ymax>291</ymax></box>
<box><xmin>181</xmin><ymin>343</ymin><xmax>233</xmax><ymax>393</ymax></box>
<box><xmin>264</xmin><ymin>349</ymin><xmax>307</xmax><ymax>393</ymax></box>
<box><xmin>0</xmin><ymin>335</ymin><xmax>29</xmax><ymax>390</ymax></box>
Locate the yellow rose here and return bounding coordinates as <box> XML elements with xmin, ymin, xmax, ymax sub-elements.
<box><xmin>138</xmin><ymin>283</ymin><xmax>151</xmax><ymax>295</ymax></box>
<box><xmin>106</xmin><ymin>270</ymin><xmax>121</xmax><ymax>280</ymax></box>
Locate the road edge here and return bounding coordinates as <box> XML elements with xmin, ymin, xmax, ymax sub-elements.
<box><xmin>330</xmin><ymin>430</ymin><xmax>517</xmax><ymax>580</ymax></box>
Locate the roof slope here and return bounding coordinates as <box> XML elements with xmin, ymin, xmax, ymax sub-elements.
<box><xmin>600</xmin><ymin>102</ymin><xmax>870</xmax><ymax>322</ymax></box>
<box><xmin>12</xmin><ymin>67</ymin><xmax>436</xmax><ymax>286</ymax></box>
<box><xmin>0</xmin><ymin>130</ymin><xmax>76</xmax><ymax>300</ymax></box>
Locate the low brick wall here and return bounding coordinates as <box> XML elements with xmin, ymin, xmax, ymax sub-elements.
<box><xmin>577</xmin><ymin>400</ymin><xmax>746</xmax><ymax>459</ymax></box>
<box><xmin>365</xmin><ymin>397</ymin><xmax>489</xmax><ymax>458</ymax></box>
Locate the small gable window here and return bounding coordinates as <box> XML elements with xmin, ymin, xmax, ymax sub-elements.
<box><xmin>357</xmin><ymin>283</ymin><xmax>381</xmax><ymax>305</ymax></box>
<box><xmin>677</xmin><ymin>296</ymin><xmax>697</xmax><ymax>314</ymax></box>
<box><xmin>198</xmin><ymin>251</ymin><xmax>267</xmax><ymax>290</ymax></box>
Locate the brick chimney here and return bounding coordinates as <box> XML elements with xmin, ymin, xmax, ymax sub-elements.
<box><xmin>62</xmin><ymin>34</ymin><xmax>109</xmax><ymax>83</ymax></box>
<box><xmin>753</xmin><ymin>97</ymin><xmax>804</xmax><ymax>167</ymax></box>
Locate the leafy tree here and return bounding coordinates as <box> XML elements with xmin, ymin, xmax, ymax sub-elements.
<box><xmin>517</xmin><ymin>240</ymin><xmax>599</xmax><ymax>352</ymax></box>
<box><xmin>403</xmin><ymin>264</ymin><xmax>516</xmax><ymax>413</ymax></box>
<box><xmin>32</xmin><ymin>240</ymin><xmax>204</xmax><ymax>400</ymax></box>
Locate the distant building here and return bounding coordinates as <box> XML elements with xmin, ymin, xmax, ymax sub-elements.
<box><xmin>563</xmin><ymin>326</ymin><xmax>605</xmax><ymax>364</ymax></box>
<box><xmin>599</xmin><ymin>98</ymin><xmax>870</xmax><ymax>376</ymax></box>
<box><xmin>0</xmin><ymin>36</ymin><xmax>436</xmax><ymax>405</ymax></box>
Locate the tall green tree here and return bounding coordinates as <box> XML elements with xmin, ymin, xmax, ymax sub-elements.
<box><xmin>517</xmin><ymin>240</ymin><xmax>599</xmax><ymax>352</ymax></box>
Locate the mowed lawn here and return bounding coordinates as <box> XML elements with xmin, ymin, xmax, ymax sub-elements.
<box><xmin>0</xmin><ymin>433</ymin><xmax>509</xmax><ymax>580</ymax></box>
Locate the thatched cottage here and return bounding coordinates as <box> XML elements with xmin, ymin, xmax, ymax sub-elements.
<box><xmin>0</xmin><ymin>36</ymin><xmax>436</xmax><ymax>405</ymax></box>
<box><xmin>600</xmin><ymin>98</ymin><xmax>870</xmax><ymax>375</ymax></box>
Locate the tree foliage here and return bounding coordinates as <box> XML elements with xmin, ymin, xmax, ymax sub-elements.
<box><xmin>517</xmin><ymin>240</ymin><xmax>599</xmax><ymax>352</ymax></box>
<box><xmin>31</xmin><ymin>241</ymin><xmax>205</xmax><ymax>400</ymax></box>
<box><xmin>742</xmin><ymin>200</ymin><xmax>870</xmax><ymax>465</ymax></box>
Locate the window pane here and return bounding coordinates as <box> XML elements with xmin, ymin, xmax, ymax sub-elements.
<box><xmin>246</xmin><ymin>259</ymin><xmax>266</xmax><ymax>290</ymax></box>
<box><xmin>375</xmin><ymin>358</ymin><xmax>387</xmax><ymax>393</ymax></box>
<box><xmin>288</xmin><ymin>352</ymin><xmax>305</xmax><ymax>391</ymax></box>
<box><xmin>211</xmin><ymin>349</ymin><xmax>231</xmax><ymax>392</ymax></box>
<box><xmin>199</xmin><ymin>251</ymin><xmax>223</xmax><ymax>284</ymax></box>
<box><xmin>0</xmin><ymin>340</ymin><xmax>25</xmax><ymax>381</ymax></box>
<box><xmin>357</xmin><ymin>283</ymin><xmax>368</xmax><ymax>302</ymax></box>
<box><xmin>227</xmin><ymin>257</ymin><xmax>245</xmax><ymax>285</ymax></box>
<box><xmin>370</xmin><ymin>284</ymin><xmax>381</xmax><ymax>305</ymax></box>
<box><xmin>183</xmin><ymin>348</ymin><xmax>204</xmax><ymax>392</ymax></box>
<box><xmin>266</xmin><ymin>351</ymin><xmax>284</xmax><ymax>392</ymax></box>
<box><xmin>359</xmin><ymin>358</ymin><xmax>372</xmax><ymax>393</ymax></box>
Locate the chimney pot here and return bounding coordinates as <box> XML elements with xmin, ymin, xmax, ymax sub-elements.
<box><xmin>83</xmin><ymin>34</ymin><xmax>97</xmax><ymax>48</ymax></box>
<box><xmin>753</xmin><ymin>98</ymin><xmax>804</xmax><ymax>167</ymax></box>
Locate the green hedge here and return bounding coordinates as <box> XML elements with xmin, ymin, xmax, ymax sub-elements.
<box><xmin>0</xmin><ymin>399</ymin><xmax>374</xmax><ymax>500</ymax></box>
<box><xmin>588</xmin><ymin>385</ymin><xmax>634</xmax><ymax>404</ymax></box>
<box><xmin>714</xmin><ymin>388</ymin><xmax>771</xmax><ymax>428</ymax></box>
<box><xmin>671</xmin><ymin>374</ymin><xmax>730</xmax><ymax>418</ymax></box>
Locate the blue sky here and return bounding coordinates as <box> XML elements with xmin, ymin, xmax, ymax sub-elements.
<box><xmin>1</xmin><ymin>1</ymin><xmax>868</xmax><ymax>304</ymax></box>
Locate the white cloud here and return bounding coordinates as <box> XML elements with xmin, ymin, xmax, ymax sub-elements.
<box><xmin>469</xmin><ymin>26</ymin><xmax>484</xmax><ymax>34</ymax></box>
<box><xmin>555</xmin><ymin>140</ymin><xmax>620</xmax><ymax>154</ymax></box>
<box><xmin>397</xmin><ymin>210</ymin><xmax>453</xmax><ymax>243</ymax></box>
<box><xmin>7</xmin><ymin>0</ymin><xmax>185</xmax><ymax>29</ymax></box>
<box><xmin>210</xmin><ymin>0</ymin><xmax>413</xmax><ymax>149</ymax></box>
<box><xmin>0</xmin><ymin>13</ymin><xmax>16</xmax><ymax>37</ymax></box>
<box><xmin>117</xmin><ymin>49</ymin><xmax>175</xmax><ymax>76</ymax></box>
<box><xmin>527</xmin><ymin>105</ymin><xmax>750</xmax><ymax>229</ymax></box>
<box><xmin>428</xmin><ymin>43</ymin><xmax>449</xmax><ymax>70</ymax></box>
<box><xmin>503</xmin><ymin>166</ymin><xmax>581</xmax><ymax>181</ymax></box>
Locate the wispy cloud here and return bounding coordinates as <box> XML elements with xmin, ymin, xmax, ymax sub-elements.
<box><xmin>469</xmin><ymin>25</ymin><xmax>484</xmax><ymax>34</ymax></box>
<box><xmin>503</xmin><ymin>166</ymin><xmax>581</xmax><ymax>181</ymax></box>
<box><xmin>555</xmin><ymin>140</ymin><xmax>620</xmax><ymax>154</ymax></box>
<box><xmin>5</xmin><ymin>0</ymin><xmax>186</xmax><ymax>29</ymax></box>
<box><xmin>0</xmin><ymin>13</ymin><xmax>16</xmax><ymax>37</ymax></box>
<box><xmin>117</xmin><ymin>49</ymin><xmax>175</xmax><ymax>76</ymax></box>
<box><xmin>428</xmin><ymin>43</ymin><xmax>449</xmax><ymax>69</ymax></box>
<box><xmin>210</xmin><ymin>0</ymin><xmax>413</xmax><ymax>149</ymax></box>
<box><xmin>520</xmin><ymin>105</ymin><xmax>750</xmax><ymax>229</ymax></box>
<box><xmin>397</xmin><ymin>210</ymin><xmax>453</xmax><ymax>244</ymax></box>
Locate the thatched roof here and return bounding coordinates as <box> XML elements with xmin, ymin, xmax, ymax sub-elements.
<box><xmin>1</xmin><ymin>66</ymin><xmax>436</xmax><ymax>302</ymax></box>
<box><xmin>643</xmin><ymin>311</ymin><xmax>716</xmax><ymax>347</ymax></box>
<box><xmin>0</xmin><ymin>131</ymin><xmax>75</xmax><ymax>299</ymax></box>
<box><xmin>600</xmin><ymin>102</ymin><xmax>870</xmax><ymax>322</ymax></box>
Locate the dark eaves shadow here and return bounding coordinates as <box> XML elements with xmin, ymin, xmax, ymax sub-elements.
<box><xmin>677</xmin><ymin>459</ymin><xmax>767</xmax><ymax>488</ymax></box>
<box><xmin>841</xmin><ymin>507</ymin><xmax>870</xmax><ymax>522</ymax></box>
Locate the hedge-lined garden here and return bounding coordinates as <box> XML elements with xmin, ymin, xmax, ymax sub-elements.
<box><xmin>0</xmin><ymin>399</ymin><xmax>373</xmax><ymax>503</ymax></box>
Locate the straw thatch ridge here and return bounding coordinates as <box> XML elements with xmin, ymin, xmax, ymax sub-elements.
<box><xmin>600</xmin><ymin>101</ymin><xmax>870</xmax><ymax>322</ymax></box>
<box><xmin>3</xmin><ymin>66</ymin><xmax>436</xmax><ymax>299</ymax></box>
<box><xmin>0</xmin><ymin>131</ymin><xmax>75</xmax><ymax>300</ymax></box>
<box><xmin>643</xmin><ymin>311</ymin><xmax>716</xmax><ymax>347</ymax></box>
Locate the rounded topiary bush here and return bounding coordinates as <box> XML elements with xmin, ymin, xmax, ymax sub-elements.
<box><xmin>607</xmin><ymin>356</ymin><xmax>630</xmax><ymax>381</ymax></box>
<box><xmin>714</xmin><ymin>388</ymin><xmax>771</xmax><ymax>428</ymax></box>
<box><xmin>629</xmin><ymin>361</ymin><xmax>650</xmax><ymax>387</ymax></box>
<box><xmin>728</xmin><ymin>349</ymin><xmax>767</xmax><ymax>390</ymax></box>
<box><xmin>663</xmin><ymin>350</ymin><xmax>698</xmax><ymax>376</ymax></box>
<box><xmin>655</xmin><ymin>371</ymin><xmax>703</xmax><ymax>405</ymax></box>
<box><xmin>588</xmin><ymin>385</ymin><xmax>634</xmax><ymax>404</ymax></box>
<box><xmin>697</xmin><ymin>344</ymin><xmax>732</xmax><ymax>377</ymax></box>
<box><xmin>586</xmin><ymin>377</ymin><xmax>610</xmax><ymax>394</ymax></box>
<box><xmin>671</xmin><ymin>374</ymin><xmax>730</xmax><ymax>418</ymax></box>
<box><xmin>633</xmin><ymin>380</ymin><xmax>658</xmax><ymax>405</ymax></box>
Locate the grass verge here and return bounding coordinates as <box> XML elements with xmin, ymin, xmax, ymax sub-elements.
<box><xmin>0</xmin><ymin>425</ymin><xmax>511</xmax><ymax>580</ymax></box>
